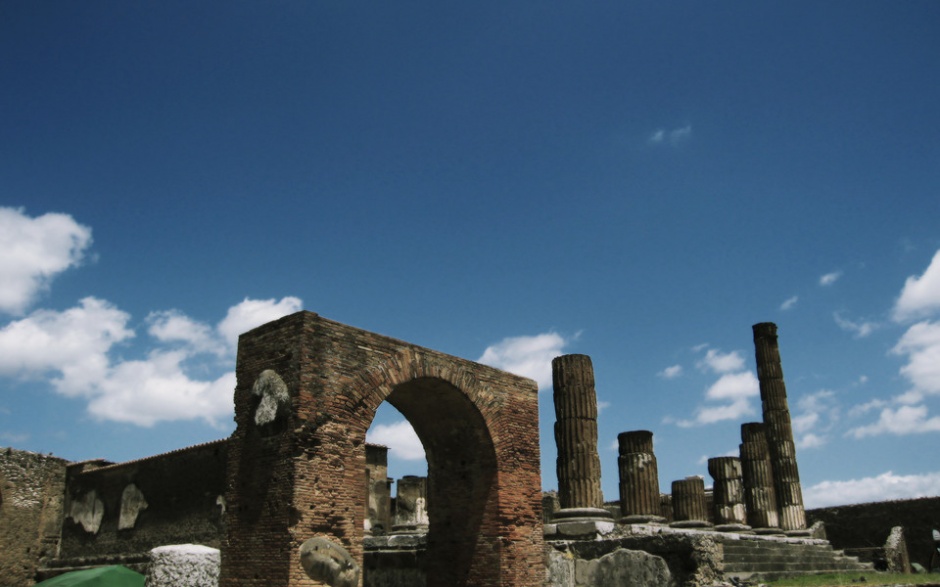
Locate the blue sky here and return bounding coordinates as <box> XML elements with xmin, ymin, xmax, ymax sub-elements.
<box><xmin>3</xmin><ymin>1</ymin><xmax>940</xmax><ymax>509</ymax></box>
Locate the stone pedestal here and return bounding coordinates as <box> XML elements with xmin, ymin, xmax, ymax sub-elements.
<box><xmin>670</xmin><ymin>477</ymin><xmax>711</xmax><ymax>528</ymax></box>
<box><xmin>708</xmin><ymin>457</ymin><xmax>751</xmax><ymax>532</ymax></box>
<box><xmin>552</xmin><ymin>354</ymin><xmax>612</xmax><ymax>528</ymax></box>
<box><xmin>392</xmin><ymin>475</ymin><xmax>428</xmax><ymax>534</ymax></box>
<box><xmin>617</xmin><ymin>431</ymin><xmax>665</xmax><ymax>524</ymax></box>
<box><xmin>753</xmin><ymin>323</ymin><xmax>807</xmax><ymax>532</ymax></box>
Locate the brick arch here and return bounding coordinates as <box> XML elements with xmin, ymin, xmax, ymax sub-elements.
<box><xmin>221</xmin><ymin>312</ymin><xmax>543</xmax><ymax>587</ymax></box>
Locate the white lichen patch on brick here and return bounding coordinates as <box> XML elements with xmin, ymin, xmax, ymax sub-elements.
<box><xmin>119</xmin><ymin>483</ymin><xmax>148</xmax><ymax>530</ymax></box>
<box><xmin>251</xmin><ymin>369</ymin><xmax>290</xmax><ymax>426</ymax></box>
<box><xmin>68</xmin><ymin>489</ymin><xmax>104</xmax><ymax>534</ymax></box>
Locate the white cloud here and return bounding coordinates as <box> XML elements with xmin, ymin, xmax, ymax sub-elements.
<box><xmin>677</xmin><ymin>398</ymin><xmax>754</xmax><ymax>428</ymax></box>
<box><xmin>891</xmin><ymin>320</ymin><xmax>940</xmax><ymax>398</ymax></box>
<box><xmin>833</xmin><ymin>312</ymin><xmax>877</xmax><ymax>338</ymax></box>
<box><xmin>0</xmin><ymin>297</ymin><xmax>134</xmax><ymax>395</ymax></box>
<box><xmin>705</xmin><ymin>371</ymin><xmax>759</xmax><ymax>401</ymax></box>
<box><xmin>597</xmin><ymin>400</ymin><xmax>611</xmax><ymax>413</ymax></box>
<box><xmin>848</xmin><ymin>404</ymin><xmax>940</xmax><ymax>438</ymax></box>
<box><xmin>819</xmin><ymin>271</ymin><xmax>842</xmax><ymax>287</ymax></box>
<box><xmin>367</xmin><ymin>419</ymin><xmax>425</xmax><ymax>461</ymax></box>
<box><xmin>0</xmin><ymin>296</ymin><xmax>302</xmax><ymax>427</ymax></box>
<box><xmin>477</xmin><ymin>332</ymin><xmax>568</xmax><ymax>390</ymax></box>
<box><xmin>217</xmin><ymin>297</ymin><xmax>303</xmax><ymax>351</ymax></box>
<box><xmin>697</xmin><ymin>348</ymin><xmax>746</xmax><ymax>374</ymax></box>
<box><xmin>0</xmin><ymin>207</ymin><xmax>92</xmax><ymax>314</ymax></box>
<box><xmin>148</xmin><ymin>310</ymin><xmax>224</xmax><ymax>356</ymax></box>
<box><xmin>803</xmin><ymin>470</ymin><xmax>940</xmax><ymax>508</ymax></box>
<box><xmin>893</xmin><ymin>249</ymin><xmax>940</xmax><ymax>322</ymax></box>
<box><xmin>659</xmin><ymin>364</ymin><xmax>683</xmax><ymax>379</ymax></box>
<box><xmin>85</xmin><ymin>352</ymin><xmax>236</xmax><ymax>427</ymax></box>
<box><xmin>780</xmin><ymin>296</ymin><xmax>799</xmax><ymax>311</ymax></box>
<box><xmin>649</xmin><ymin>125</ymin><xmax>691</xmax><ymax>146</ymax></box>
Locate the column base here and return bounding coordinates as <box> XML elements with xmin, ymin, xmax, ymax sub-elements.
<box><xmin>752</xmin><ymin>527</ymin><xmax>786</xmax><ymax>536</ymax></box>
<box><xmin>619</xmin><ymin>514</ymin><xmax>666</xmax><ymax>525</ymax></box>
<box><xmin>553</xmin><ymin>507</ymin><xmax>613</xmax><ymax>522</ymax></box>
<box><xmin>547</xmin><ymin>508</ymin><xmax>615</xmax><ymax>538</ymax></box>
<box><xmin>669</xmin><ymin>520</ymin><xmax>712</xmax><ymax>529</ymax></box>
<box><xmin>714</xmin><ymin>524</ymin><xmax>753</xmax><ymax>533</ymax></box>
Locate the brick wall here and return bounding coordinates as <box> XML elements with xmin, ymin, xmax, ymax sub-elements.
<box><xmin>0</xmin><ymin>448</ymin><xmax>68</xmax><ymax>587</ymax></box>
<box><xmin>222</xmin><ymin>311</ymin><xmax>544</xmax><ymax>587</ymax></box>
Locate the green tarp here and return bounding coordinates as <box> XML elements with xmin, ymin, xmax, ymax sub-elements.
<box><xmin>35</xmin><ymin>566</ymin><xmax>145</xmax><ymax>587</ymax></box>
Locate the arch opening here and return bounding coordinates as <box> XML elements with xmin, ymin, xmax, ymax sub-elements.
<box><xmin>363</xmin><ymin>376</ymin><xmax>500</xmax><ymax>587</ymax></box>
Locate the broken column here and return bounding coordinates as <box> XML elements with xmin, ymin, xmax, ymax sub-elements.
<box><xmin>670</xmin><ymin>477</ymin><xmax>711</xmax><ymax>528</ymax></box>
<box><xmin>753</xmin><ymin>322</ymin><xmax>807</xmax><ymax>532</ymax></box>
<box><xmin>365</xmin><ymin>444</ymin><xmax>391</xmax><ymax>536</ymax></box>
<box><xmin>617</xmin><ymin>430</ymin><xmax>665</xmax><ymax>524</ymax></box>
<box><xmin>392</xmin><ymin>475</ymin><xmax>428</xmax><ymax>533</ymax></box>
<box><xmin>740</xmin><ymin>422</ymin><xmax>781</xmax><ymax>533</ymax></box>
<box><xmin>708</xmin><ymin>457</ymin><xmax>750</xmax><ymax>531</ymax></box>
<box><xmin>552</xmin><ymin>354</ymin><xmax>612</xmax><ymax>524</ymax></box>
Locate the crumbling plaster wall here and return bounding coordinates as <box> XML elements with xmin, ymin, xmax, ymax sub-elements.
<box><xmin>0</xmin><ymin>447</ymin><xmax>68</xmax><ymax>587</ymax></box>
<box><xmin>59</xmin><ymin>440</ymin><xmax>228</xmax><ymax>562</ymax></box>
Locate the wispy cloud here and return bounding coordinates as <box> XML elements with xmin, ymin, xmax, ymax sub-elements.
<box><xmin>0</xmin><ymin>207</ymin><xmax>92</xmax><ymax>315</ymax></box>
<box><xmin>819</xmin><ymin>271</ymin><xmax>843</xmax><ymax>287</ymax></box>
<box><xmin>477</xmin><ymin>332</ymin><xmax>569</xmax><ymax>390</ymax></box>
<box><xmin>659</xmin><ymin>364</ymin><xmax>683</xmax><ymax>379</ymax></box>
<box><xmin>803</xmin><ymin>470</ymin><xmax>940</xmax><ymax>508</ymax></box>
<box><xmin>697</xmin><ymin>348</ymin><xmax>746</xmax><ymax>374</ymax></box>
<box><xmin>648</xmin><ymin>125</ymin><xmax>691</xmax><ymax>146</ymax></box>
<box><xmin>849</xmin><ymin>404</ymin><xmax>940</xmax><ymax>438</ymax></box>
<box><xmin>780</xmin><ymin>296</ymin><xmax>799</xmax><ymax>311</ymax></box>
<box><xmin>791</xmin><ymin>390</ymin><xmax>839</xmax><ymax>449</ymax></box>
<box><xmin>833</xmin><ymin>312</ymin><xmax>877</xmax><ymax>338</ymax></box>
<box><xmin>848</xmin><ymin>249</ymin><xmax>940</xmax><ymax>437</ymax></box>
<box><xmin>672</xmin><ymin>346</ymin><xmax>760</xmax><ymax>427</ymax></box>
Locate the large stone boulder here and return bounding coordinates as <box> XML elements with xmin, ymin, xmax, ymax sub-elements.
<box><xmin>547</xmin><ymin>547</ymin><xmax>673</xmax><ymax>586</ymax></box>
<box><xmin>299</xmin><ymin>536</ymin><xmax>360</xmax><ymax>587</ymax></box>
<box><xmin>146</xmin><ymin>544</ymin><xmax>220</xmax><ymax>587</ymax></box>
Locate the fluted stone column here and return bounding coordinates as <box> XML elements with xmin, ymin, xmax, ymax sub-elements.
<box><xmin>552</xmin><ymin>354</ymin><xmax>611</xmax><ymax>523</ymax></box>
<box><xmin>708</xmin><ymin>457</ymin><xmax>750</xmax><ymax>532</ymax></box>
<box><xmin>740</xmin><ymin>422</ymin><xmax>781</xmax><ymax>533</ymax></box>
<box><xmin>617</xmin><ymin>430</ymin><xmax>665</xmax><ymax>524</ymax></box>
<box><xmin>670</xmin><ymin>477</ymin><xmax>711</xmax><ymax>528</ymax></box>
<box><xmin>753</xmin><ymin>323</ymin><xmax>807</xmax><ymax>532</ymax></box>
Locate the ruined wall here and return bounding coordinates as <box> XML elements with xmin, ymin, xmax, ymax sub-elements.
<box><xmin>59</xmin><ymin>440</ymin><xmax>228</xmax><ymax>561</ymax></box>
<box><xmin>0</xmin><ymin>447</ymin><xmax>69</xmax><ymax>587</ymax></box>
<box><xmin>223</xmin><ymin>311</ymin><xmax>544</xmax><ymax>587</ymax></box>
<box><xmin>807</xmin><ymin>496</ymin><xmax>940</xmax><ymax>570</ymax></box>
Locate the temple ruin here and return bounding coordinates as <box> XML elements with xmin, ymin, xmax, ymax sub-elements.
<box><xmin>1</xmin><ymin>314</ymin><xmax>930</xmax><ymax>586</ymax></box>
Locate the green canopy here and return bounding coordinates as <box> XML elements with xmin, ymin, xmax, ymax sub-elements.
<box><xmin>35</xmin><ymin>566</ymin><xmax>145</xmax><ymax>587</ymax></box>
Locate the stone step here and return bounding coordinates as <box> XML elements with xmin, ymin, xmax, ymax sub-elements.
<box><xmin>720</xmin><ymin>538</ymin><xmax>872</xmax><ymax>580</ymax></box>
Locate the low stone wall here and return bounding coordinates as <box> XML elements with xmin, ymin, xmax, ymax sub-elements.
<box><xmin>0</xmin><ymin>448</ymin><xmax>69</xmax><ymax>587</ymax></box>
<box><xmin>57</xmin><ymin>440</ymin><xmax>228</xmax><ymax>563</ymax></box>
<box><xmin>807</xmin><ymin>496</ymin><xmax>940</xmax><ymax>570</ymax></box>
